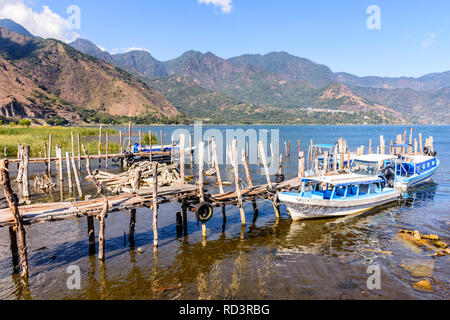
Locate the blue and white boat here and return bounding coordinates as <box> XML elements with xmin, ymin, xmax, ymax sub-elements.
<box><xmin>393</xmin><ymin>154</ymin><xmax>440</xmax><ymax>190</ymax></box>
<box><xmin>278</xmin><ymin>174</ymin><xmax>400</xmax><ymax>220</ymax></box>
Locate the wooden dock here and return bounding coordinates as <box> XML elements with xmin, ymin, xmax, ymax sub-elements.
<box><xmin>0</xmin><ymin>126</ymin><xmax>435</xmax><ymax>280</ymax></box>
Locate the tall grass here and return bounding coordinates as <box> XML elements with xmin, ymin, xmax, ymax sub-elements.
<box><xmin>0</xmin><ymin>126</ymin><xmax>120</xmax><ymax>157</ymax></box>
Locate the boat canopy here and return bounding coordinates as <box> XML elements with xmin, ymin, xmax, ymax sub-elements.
<box><xmin>302</xmin><ymin>174</ymin><xmax>384</xmax><ymax>187</ymax></box>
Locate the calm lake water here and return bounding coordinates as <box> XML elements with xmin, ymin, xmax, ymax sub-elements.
<box><xmin>0</xmin><ymin>125</ymin><xmax>449</xmax><ymax>300</ymax></box>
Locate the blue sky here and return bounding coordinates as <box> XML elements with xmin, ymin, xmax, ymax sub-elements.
<box><xmin>3</xmin><ymin>0</ymin><xmax>450</xmax><ymax>77</ymax></box>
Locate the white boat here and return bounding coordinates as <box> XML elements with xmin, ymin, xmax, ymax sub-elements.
<box><xmin>278</xmin><ymin>174</ymin><xmax>400</xmax><ymax>221</ymax></box>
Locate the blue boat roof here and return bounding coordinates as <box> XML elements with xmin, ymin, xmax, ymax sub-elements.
<box><xmin>302</xmin><ymin>176</ymin><xmax>383</xmax><ymax>186</ymax></box>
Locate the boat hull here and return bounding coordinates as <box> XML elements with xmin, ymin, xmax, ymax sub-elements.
<box><xmin>278</xmin><ymin>191</ymin><xmax>400</xmax><ymax>221</ymax></box>
<box><xmin>395</xmin><ymin>158</ymin><xmax>439</xmax><ymax>190</ymax></box>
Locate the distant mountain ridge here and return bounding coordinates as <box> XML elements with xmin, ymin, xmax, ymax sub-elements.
<box><xmin>0</xmin><ymin>19</ymin><xmax>34</xmax><ymax>38</ymax></box>
<box><xmin>1</xmin><ymin>19</ymin><xmax>449</xmax><ymax>124</ymax></box>
<box><xmin>0</xmin><ymin>27</ymin><xmax>180</xmax><ymax>124</ymax></box>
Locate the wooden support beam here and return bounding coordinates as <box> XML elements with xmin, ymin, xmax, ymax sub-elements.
<box><xmin>48</xmin><ymin>134</ymin><xmax>52</xmax><ymax>175</ymax></box>
<box><xmin>152</xmin><ymin>162</ymin><xmax>159</xmax><ymax>248</ymax></box>
<box><xmin>98</xmin><ymin>125</ymin><xmax>102</xmax><ymax>168</ymax></box>
<box><xmin>128</xmin><ymin>122</ymin><xmax>132</xmax><ymax>153</ymax></box>
<box><xmin>242</xmin><ymin>149</ymin><xmax>257</xmax><ymax>215</ymax></box>
<box><xmin>82</xmin><ymin>145</ymin><xmax>108</xmax><ymax>261</ymax></box>
<box><xmin>22</xmin><ymin>146</ymin><xmax>30</xmax><ymax>202</ymax></box>
<box><xmin>0</xmin><ymin>160</ymin><xmax>28</xmax><ymax>278</ymax></box>
<box><xmin>198</xmin><ymin>142</ymin><xmax>208</xmax><ymax>237</ymax></box>
<box><xmin>233</xmin><ymin>139</ymin><xmax>246</xmax><ymax>226</ymax></box>
<box><xmin>56</xmin><ymin>146</ymin><xmax>63</xmax><ymax>188</ymax></box>
<box><xmin>77</xmin><ymin>133</ymin><xmax>81</xmax><ymax>171</ymax></box>
<box><xmin>212</xmin><ymin>138</ymin><xmax>227</xmax><ymax>225</ymax></box>
<box><xmin>149</xmin><ymin>130</ymin><xmax>153</xmax><ymax>160</ymax></box>
<box><xmin>87</xmin><ymin>216</ymin><xmax>95</xmax><ymax>255</ymax></box>
<box><xmin>71</xmin><ymin>156</ymin><xmax>83</xmax><ymax>199</ymax></box>
<box><xmin>176</xmin><ymin>211</ymin><xmax>182</xmax><ymax>238</ymax></box>
<box><xmin>323</xmin><ymin>151</ymin><xmax>329</xmax><ymax>176</ymax></box>
<box><xmin>179</xmin><ymin>134</ymin><xmax>185</xmax><ymax>184</ymax></box>
<box><xmin>65</xmin><ymin>152</ymin><xmax>73</xmax><ymax>194</ymax></box>
<box><xmin>105</xmin><ymin>131</ymin><xmax>109</xmax><ymax>170</ymax></box>
<box><xmin>160</xmin><ymin>130</ymin><xmax>163</xmax><ymax>151</ymax></box>
<box><xmin>419</xmin><ymin>133</ymin><xmax>423</xmax><ymax>155</ymax></box>
<box><xmin>9</xmin><ymin>226</ymin><xmax>19</xmax><ymax>273</ymax></box>
<box><xmin>258</xmin><ymin>141</ymin><xmax>273</xmax><ymax>189</ymax></box>
<box><xmin>129</xmin><ymin>169</ymin><xmax>141</xmax><ymax>247</ymax></box>
<box><xmin>298</xmin><ymin>151</ymin><xmax>305</xmax><ymax>178</ymax></box>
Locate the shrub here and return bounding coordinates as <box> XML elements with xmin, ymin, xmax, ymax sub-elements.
<box><xmin>18</xmin><ymin>119</ymin><xmax>32</xmax><ymax>127</ymax></box>
<box><xmin>9</xmin><ymin>122</ymin><xmax>16</xmax><ymax>126</ymax></box>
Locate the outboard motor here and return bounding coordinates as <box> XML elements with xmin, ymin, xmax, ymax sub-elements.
<box><xmin>379</xmin><ymin>164</ymin><xmax>395</xmax><ymax>188</ymax></box>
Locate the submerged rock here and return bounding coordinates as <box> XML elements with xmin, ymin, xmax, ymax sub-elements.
<box><xmin>412</xmin><ymin>279</ymin><xmax>434</xmax><ymax>293</ymax></box>
<box><xmin>400</xmin><ymin>259</ymin><xmax>434</xmax><ymax>277</ymax></box>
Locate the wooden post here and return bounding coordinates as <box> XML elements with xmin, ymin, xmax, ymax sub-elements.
<box><xmin>288</xmin><ymin>141</ymin><xmax>291</xmax><ymax>157</ymax></box>
<box><xmin>242</xmin><ymin>149</ymin><xmax>258</xmax><ymax>214</ymax></box>
<box><xmin>258</xmin><ymin>141</ymin><xmax>273</xmax><ymax>189</ymax></box>
<box><xmin>347</xmin><ymin>150</ymin><xmax>351</xmax><ymax>169</ymax></box>
<box><xmin>71</xmin><ymin>132</ymin><xmax>75</xmax><ymax>159</ymax></box>
<box><xmin>339</xmin><ymin>153</ymin><xmax>344</xmax><ymax>172</ymax></box>
<box><xmin>414</xmin><ymin>138</ymin><xmax>418</xmax><ymax>154</ymax></box>
<box><xmin>152</xmin><ymin>162</ymin><xmax>159</xmax><ymax>248</ymax></box>
<box><xmin>65</xmin><ymin>152</ymin><xmax>73</xmax><ymax>194</ymax></box>
<box><xmin>71</xmin><ymin>156</ymin><xmax>83</xmax><ymax>199</ymax></box>
<box><xmin>212</xmin><ymin>138</ymin><xmax>227</xmax><ymax>224</ymax></box>
<box><xmin>179</xmin><ymin>134</ymin><xmax>185</xmax><ymax>184</ymax></box>
<box><xmin>429</xmin><ymin>136</ymin><xmax>434</xmax><ymax>153</ymax></box>
<box><xmin>380</xmin><ymin>135</ymin><xmax>385</xmax><ymax>155</ymax></box>
<box><xmin>298</xmin><ymin>151</ymin><xmax>305</xmax><ymax>177</ymax></box>
<box><xmin>77</xmin><ymin>133</ymin><xmax>81</xmax><ymax>171</ymax></box>
<box><xmin>409</xmin><ymin>127</ymin><xmax>413</xmax><ymax>146</ymax></box>
<box><xmin>314</xmin><ymin>156</ymin><xmax>319</xmax><ymax>176</ymax></box>
<box><xmin>369</xmin><ymin>139</ymin><xmax>372</xmax><ymax>154</ymax></box>
<box><xmin>160</xmin><ymin>130</ymin><xmax>163</xmax><ymax>151</ymax></box>
<box><xmin>9</xmin><ymin>226</ymin><xmax>19</xmax><ymax>273</ymax></box>
<box><xmin>128</xmin><ymin>122</ymin><xmax>132</xmax><ymax>153</ymax></box>
<box><xmin>333</xmin><ymin>145</ymin><xmax>338</xmax><ymax>172</ymax></box>
<box><xmin>323</xmin><ymin>151</ymin><xmax>329</xmax><ymax>176</ymax></box>
<box><xmin>105</xmin><ymin>131</ymin><xmax>109</xmax><ymax>169</ymax></box>
<box><xmin>138</xmin><ymin>130</ymin><xmax>142</xmax><ymax>152</ymax></box>
<box><xmin>190</xmin><ymin>134</ymin><xmax>194</xmax><ymax>165</ymax></box>
<box><xmin>419</xmin><ymin>133</ymin><xmax>423</xmax><ymax>155</ymax></box>
<box><xmin>44</xmin><ymin>142</ymin><xmax>48</xmax><ymax>173</ymax></box>
<box><xmin>309</xmin><ymin>139</ymin><xmax>314</xmax><ymax>170</ymax></box>
<box><xmin>232</xmin><ymin>139</ymin><xmax>246</xmax><ymax>226</ymax></box>
<box><xmin>16</xmin><ymin>144</ymin><xmax>23</xmax><ymax>183</ymax></box>
<box><xmin>87</xmin><ymin>216</ymin><xmax>95</xmax><ymax>255</ymax></box>
<box><xmin>48</xmin><ymin>134</ymin><xmax>52</xmax><ymax>175</ymax></box>
<box><xmin>129</xmin><ymin>169</ymin><xmax>141</xmax><ymax>247</ymax></box>
<box><xmin>22</xmin><ymin>146</ymin><xmax>30</xmax><ymax>202</ymax></box>
<box><xmin>176</xmin><ymin>211</ymin><xmax>183</xmax><ymax>238</ymax></box>
<box><xmin>82</xmin><ymin>145</ymin><xmax>108</xmax><ymax>261</ymax></box>
<box><xmin>198</xmin><ymin>142</ymin><xmax>208</xmax><ymax>237</ymax></box>
<box><xmin>149</xmin><ymin>130</ymin><xmax>153</xmax><ymax>161</ymax></box>
<box><xmin>98</xmin><ymin>125</ymin><xmax>102</xmax><ymax>168</ymax></box>
<box><xmin>0</xmin><ymin>160</ymin><xmax>28</xmax><ymax>278</ymax></box>
<box><xmin>56</xmin><ymin>146</ymin><xmax>63</xmax><ymax>188</ymax></box>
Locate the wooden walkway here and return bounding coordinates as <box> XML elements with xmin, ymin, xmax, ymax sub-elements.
<box><xmin>0</xmin><ymin>177</ymin><xmax>303</xmax><ymax>227</ymax></box>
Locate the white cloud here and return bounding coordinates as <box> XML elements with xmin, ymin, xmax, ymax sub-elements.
<box><xmin>198</xmin><ymin>0</ymin><xmax>232</xmax><ymax>14</ymax></box>
<box><xmin>0</xmin><ymin>0</ymin><xmax>79</xmax><ymax>42</ymax></box>
<box><xmin>421</xmin><ymin>33</ymin><xmax>436</xmax><ymax>48</ymax></box>
<box><xmin>125</xmin><ymin>47</ymin><xmax>151</xmax><ymax>53</ymax></box>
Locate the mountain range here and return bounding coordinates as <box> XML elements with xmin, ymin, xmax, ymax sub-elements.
<box><xmin>1</xmin><ymin>19</ymin><xmax>449</xmax><ymax>125</ymax></box>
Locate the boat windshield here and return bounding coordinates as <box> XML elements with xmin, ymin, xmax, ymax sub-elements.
<box><xmin>350</xmin><ymin>160</ymin><xmax>380</xmax><ymax>176</ymax></box>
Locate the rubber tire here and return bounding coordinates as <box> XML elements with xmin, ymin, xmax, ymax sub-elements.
<box><xmin>196</xmin><ymin>202</ymin><xmax>214</xmax><ymax>223</ymax></box>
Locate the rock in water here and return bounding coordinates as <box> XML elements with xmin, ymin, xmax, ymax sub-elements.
<box><xmin>412</xmin><ymin>279</ymin><xmax>434</xmax><ymax>293</ymax></box>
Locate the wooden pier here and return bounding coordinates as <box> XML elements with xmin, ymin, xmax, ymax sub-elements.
<box><xmin>0</xmin><ymin>126</ymin><xmax>435</xmax><ymax>279</ymax></box>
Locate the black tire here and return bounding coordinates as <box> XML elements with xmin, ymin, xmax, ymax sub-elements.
<box><xmin>126</xmin><ymin>154</ymin><xmax>135</xmax><ymax>165</ymax></box>
<box><xmin>196</xmin><ymin>202</ymin><xmax>214</xmax><ymax>223</ymax></box>
<box><xmin>423</xmin><ymin>147</ymin><xmax>429</xmax><ymax>155</ymax></box>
